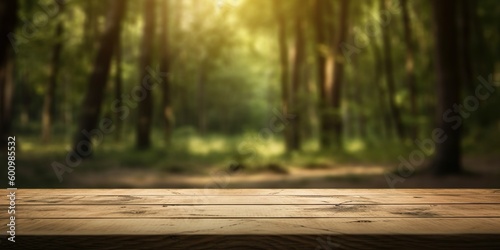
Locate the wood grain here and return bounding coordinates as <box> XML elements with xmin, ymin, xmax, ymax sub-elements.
<box><xmin>7</xmin><ymin>194</ymin><xmax>500</xmax><ymax>205</ymax></box>
<box><xmin>4</xmin><ymin>218</ymin><xmax>500</xmax><ymax>235</ymax></box>
<box><xmin>4</xmin><ymin>204</ymin><xmax>500</xmax><ymax>219</ymax></box>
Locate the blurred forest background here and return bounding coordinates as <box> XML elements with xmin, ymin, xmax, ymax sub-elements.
<box><xmin>0</xmin><ymin>0</ymin><xmax>499</xmax><ymax>188</ymax></box>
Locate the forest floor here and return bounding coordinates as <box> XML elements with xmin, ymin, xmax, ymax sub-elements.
<box><xmin>58</xmin><ymin>154</ymin><xmax>500</xmax><ymax>188</ymax></box>
<box><xmin>10</xmin><ymin>133</ymin><xmax>500</xmax><ymax>189</ymax></box>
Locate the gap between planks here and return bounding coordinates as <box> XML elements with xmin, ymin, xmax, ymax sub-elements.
<box><xmin>5</xmin><ymin>188</ymin><xmax>500</xmax><ymax>196</ymax></box>
<box><xmin>6</xmin><ymin>218</ymin><xmax>500</xmax><ymax>235</ymax></box>
<box><xmin>2</xmin><ymin>204</ymin><xmax>500</xmax><ymax>219</ymax></box>
<box><xmin>6</xmin><ymin>194</ymin><xmax>500</xmax><ymax>205</ymax></box>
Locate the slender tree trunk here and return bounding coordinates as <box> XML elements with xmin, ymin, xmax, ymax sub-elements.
<box><xmin>197</xmin><ymin>62</ymin><xmax>207</xmax><ymax>135</ymax></box>
<box><xmin>20</xmin><ymin>72</ymin><xmax>31</xmax><ymax>126</ymax></box>
<box><xmin>469</xmin><ymin>1</ymin><xmax>492</xmax><ymax>78</ymax></box>
<box><xmin>136</xmin><ymin>0</ymin><xmax>155</xmax><ymax>149</ymax></box>
<box><xmin>372</xmin><ymin>41</ymin><xmax>391</xmax><ymax>139</ymax></box>
<box><xmin>0</xmin><ymin>0</ymin><xmax>18</xmax><ymax>150</ymax></box>
<box><xmin>63</xmin><ymin>73</ymin><xmax>72</xmax><ymax>140</ymax></box>
<box><xmin>178</xmin><ymin>69</ymin><xmax>189</xmax><ymax>127</ymax></box>
<box><xmin>82</xmin><ymin>0</ymin><xmax>105</xmax><ymax>54</ymax></box>
<box><xmin>170</xmin><ymin>0</ymin><xmax>183</xmax><ymax>65</ymax></box>
<box><xmin>380</xmin><ymin>0</ymin><xmax>405</xmax><ymax>140</ymax></box>
<box><xmin>83</xmin><ymin>0</ymin><xmax>95</xmax><ymax>51</ymax></box>
<box><xmin>313</xmin><ymin>0</ymin><xmax>333</xmax><ymax>148</ymax></box>
<box><xmin>1</xmin><ymin>70</ymin><xmax>7</xmax><ymax>139</ymax></box>
<box><xmin>330</xmin><ymin>0</ymin><xmax>350</xmax><ymax>148</ymax></box>
<box><xmin>0</xmin><ymin>61</ymin><xmax>14</xmax><ymax>140</ymax></box>
<box><xmin>42</xmin><ymin>1</ymin><xmax>65</xmax><ymax>144</ymax></box>
<box><xmin>160</xmin><ymin>0</ymin><xmax>173</xmax><ymax>144</ymax></box>
<box><xmin>274</xmin><ymin>1</ymin><xmax>292</xmax><ymax>151</ymax></box>
<box><xmin>114</xmin><ymin>34</ymin><xmax>122</xmax><ymax>142</ymax></box>
<box><xmin>430</xmin><ymin>0</ymin><xmax>462</xmax><ymax>175</ymax></box>
<box><xmin>353</xmin><ymin>61</ymin><xmax>367</xmax><ymax>139</ymax></box>
<box><xmin>0</xmin><ymin>0</ymin><xmax>18</xmax><ymax>65</ymax></box>
<box><xmin>73</xmin><ymin>0</ymin><xmax>127</xmax><ymax>156</ymax></box>
<box><xmin>457</xmin><ymin>0</ymin><xmax>474</xmax><ymax>93</ymax></box>
<box><xmin>401</xmin><ymin>0</ymin><xmax>418</xmax><ymax>140</ymax></box>
<box><xmin>344</xmin><ymin>52</ymin><xmax>360</xmax><ymax>141</ymax></box>
<box><xmin>171</xmin><ymin>0</ymin><xmax>184</xmax><ymax>126</ymax></box>
<box><xmin>302</xmin><ymin>64</ymin><xmax>315</xmax><ymax>140</ymax></box>
<box><xmin>289</xmin><ymin>8</ymin><xmax>305</xmax><ymax>151</ymax></box>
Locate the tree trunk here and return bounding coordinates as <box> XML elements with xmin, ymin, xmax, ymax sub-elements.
<box><xmin>430</xmin><ymin>0</ymin><xmax>462</xmax><ymax>175</ymax></box>
<box><xmin>371</xmin><ymin>41</ymin><xmax>391</xmax><ymax>139</ymax></box>
<box><xmin>457</xmin><ymin>0</ymin><xmax>474</xmax><ymax>93</ymax></box>
<box><xmin>0</xmin><ymin>0</ymin><xmax>18</xmax><ymax>150</ymax></box>
<box><xmin>353</xmin><ymin>60</ymin><xmax>367</xmax><ymax>139</ymax></box>
<box><xmin>313</xmin><ymin>0</ymin><xmax>335</xmax><ymax>148</ymax></box>
<box><xmin>400</xmin><ymin>0</ymin><xmax>418</xmax><ymax>140</ymax></box>
<box><xmin>311</xmin><ymin>0</ymin><xmax>331</xmax><ymax>148</ymax></box>
<box><xmin>20</xmin><ymin>72</ymin><xmax>31</xmax><ymax>126</ymax></box>
<box><xmin>62</xmin><ymin>73</ymin><xmax>72</xmax><ymax>140</ymax></box>
<box><xmin>42</xmin><ymin>1</ymin><xmax>65</xmax><ymax>144</ymax></box>
<box><xmin>83</xmin><ymin>0</ymin><xmax>95</xmax><ymax>51</ymax></box>
<box><xmin>0</xmin><ymin>61</ymin><xmax>14</xmax><ymax>141</ymax></box>
<box><xmin>289</xmin><ymin>7</ymin><xmax>305</xmax><ymax>151</ymax></box>
<box><xmin>469</xmin><ymin>0</ymin><xmax>492</xmax><ymax>78</ymax></box>
<box><xmin>136</xmin><ymin>0</ymin><xmax>155</xmax><ymax>149</ymax></box>
<box><xmin>380</xmin><ymin>0</ymin><xmax>405</xmax><ymax>140</ymax></box>
<box><xmin>302</xmin><ymin>64</ymin><xmax>315</xmax><ymax>140</ymax></box>
<box><xmin>160</xmin><ymin>0</ymin><xmax>173</xmax><ymax>144</ymax></box>
<box><xmin>73</xmin><ymin>0</ymin><xmax>127</xmax><ymax>155</ymax></box>
<box><xmin>0</xmin><ymin>0</ymin><xmax>18</xmax><ymax>65</ymax></box>
<box><xmin>274</xmin><ymin>1</ymin><xmax>292</xmax><ymax>152</ymax></box>
<box><xmin>197</xmin><ymin>61</ymin><xmax>207</xmax><ymax>135</ymax></box>
<box><xmin>330</xmin><ymin>0</ymin><xmax>350</xmax><ymax>148</ymax></box>
<box><xmin>114</xmin><ymin>33</ymin><xmax>123</xmax><ymax>142</ymax></box>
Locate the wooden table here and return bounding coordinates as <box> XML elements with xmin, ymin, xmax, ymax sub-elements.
<box><xmin>2</xmin><ymin>189</ymin><xmax>500</xmax><ymax>249</ymax></box>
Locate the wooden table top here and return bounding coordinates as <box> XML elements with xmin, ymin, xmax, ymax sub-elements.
<box><xmin>2</xmin><ymin>189</ymin><xmax>500</xmax><ymax>249</ymax></box>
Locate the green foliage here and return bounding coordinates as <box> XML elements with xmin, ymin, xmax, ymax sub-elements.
<box><xmin>7</xmin><ymin>0</ymin><xmax>500</xmax><ymax>183</ymax></box>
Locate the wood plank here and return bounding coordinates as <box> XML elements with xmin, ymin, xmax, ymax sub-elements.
<box><xmin>6</xmin><ymin>204</ymin><xmax>500</xmax><ymax>219</ymax></box>
<box><xmin>7</xmin><ymin>218</ymin><xmax>500</xmax><ymax>235</ymax></box>
<box><xmin>5</xmin><ymin>188</ymin><xmax>499</xmax><ymax>196</ymax></box>
<box><xmin>3</xmin><ymin>189</ymin><xmax>499</xmax><ymax>249</ymax></box>
<box><xmin>8</xmin><ymin>194</ymin><xmax>500</xmax><ymax>205</ymax></box>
